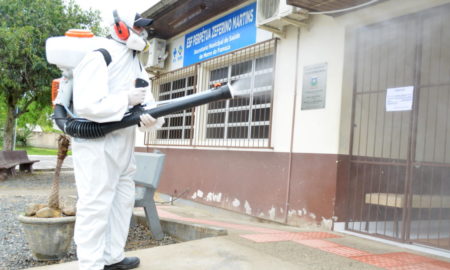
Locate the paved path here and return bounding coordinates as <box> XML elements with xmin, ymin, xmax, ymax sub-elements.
<box><xmin>27</xmin><ymin>203</ymin><xmax>450</xmax><ymax>270</ymax></box>
<box><xmin>29</xmin><ymin>155</ymin><xmax>73</xmax><ymax>171</ymax></box>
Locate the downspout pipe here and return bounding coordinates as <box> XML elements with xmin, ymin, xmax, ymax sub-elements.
<box><xmin>284</xmin><ymin>27</ymin><xmax>302</xmax><ymax>224</ymax></box>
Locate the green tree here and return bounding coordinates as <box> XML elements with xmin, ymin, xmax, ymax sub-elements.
<box><xmin>0</xmin><ymin>0</ymin><xmax>103</xmax><ymax>150</ymax></box>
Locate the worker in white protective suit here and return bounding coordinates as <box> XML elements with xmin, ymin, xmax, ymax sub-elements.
<box><xmin>71</xmin><ymin>9</ymin><xmax>163</xmax><ymax>270</ymax></box>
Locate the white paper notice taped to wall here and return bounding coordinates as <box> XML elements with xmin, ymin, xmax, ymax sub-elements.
<box><xmin>386</xmin><ymin>86</ymin><xmax>414</xmax><ymax>112</ymax></box>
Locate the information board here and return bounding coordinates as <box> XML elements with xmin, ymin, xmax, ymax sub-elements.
<box><xmin>183</xmin><ymin>3</ymin><xmax>257</xmax><ymax>67</ymax></box>
<box><xmin>301</xmin><ymin>63</ymin><xmax>328</xmax><ymax>110</ymax></box>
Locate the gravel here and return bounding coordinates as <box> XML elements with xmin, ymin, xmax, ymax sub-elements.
<box><xmin>0</xmin><ymin>171</ymin><xmax>178</xmax><ymax>270</ymax></box>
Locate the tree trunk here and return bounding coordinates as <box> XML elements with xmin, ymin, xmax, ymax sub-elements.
<box><xmin>3</xmin><ymin>105</ymin><xmax>16</xmax><ymax>151</ymax></box>
<box><xmin>48</xmin><ymin>135</ymin><xmax>71</xmax><ymax>210</ymax></box>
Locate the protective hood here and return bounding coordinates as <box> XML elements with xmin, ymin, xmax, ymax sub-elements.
<box><xmin>108</xmin><ymin>9</ymin><xmax>150</xmax><ymax>52</ymax></box>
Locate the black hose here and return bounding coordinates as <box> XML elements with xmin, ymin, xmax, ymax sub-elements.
<box><xmin>53</xmin><ymin>84</ymin><xmax>233</xmax><ymax>139</ymax></box>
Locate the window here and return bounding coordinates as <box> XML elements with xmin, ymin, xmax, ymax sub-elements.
<box><xmin>146</xmin><ymin>39</ymin><xmax>276</xmax><ymax>148</ymax></box>
<box><xmin>206</xmin><ymin>55</ymin><xmax>273</xmax><ymax>140</ymax></box>
<box><xmin>156</xmin><ymin>76</ymin><xmax>195</xmax><ymax>140</ymax></box>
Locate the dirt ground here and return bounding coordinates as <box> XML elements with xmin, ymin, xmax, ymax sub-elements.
<box><xmin>0</xmin><ymin>171</ymin><xmax>177</xmax><ymax>270</ymax></box>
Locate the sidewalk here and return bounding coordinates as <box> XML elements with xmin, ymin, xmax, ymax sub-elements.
<box><xmin>27</xmin><ymin>202</ymin><xmax>450</xmax><ymax>270</ymax></box>
<box><xmin>29</xmin><ymin>155</ymin><xmax>73</xmax><ymax>171</ymax></box>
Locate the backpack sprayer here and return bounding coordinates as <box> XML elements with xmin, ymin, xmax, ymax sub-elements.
<box><xmin>46</xmin><ymin>29</ymin><xmax>234</xmax><ymax>139</ymax></box>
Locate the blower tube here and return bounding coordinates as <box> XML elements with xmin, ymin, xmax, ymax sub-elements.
<box><xmin>53</xmin><ymin>83</ymin><xmax>234</xmax><ymax>139</ymax></box>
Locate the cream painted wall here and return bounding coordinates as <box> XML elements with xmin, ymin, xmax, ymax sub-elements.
<box><xmin>269</xmin><ymin>26</ymin><xmax>299</xmax><ymax>152</ymax></box>
<box><xmin>291</xmin><ymin>15</ymin><xmax>346</xmax><ymax>154</ymax></box>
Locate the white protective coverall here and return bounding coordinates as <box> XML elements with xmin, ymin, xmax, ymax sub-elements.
<box><xmin>72</xmin><ymin>27</ymin><xmax>160</xmax><ymax>269</ymax></box>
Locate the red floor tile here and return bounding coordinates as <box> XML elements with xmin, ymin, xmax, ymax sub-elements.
<box><xmin>320</xmin><ymin>246</ymin><xmax>372</xmax><ymax>257</ymax></box>
<box><xmin>287</xmin><ymin>232</ymin><xmax>341</xmax><ymax>241</ymax></box>
<box><xmin>352</xmin><ymin>254</ymin><xmax>409</xmax><ymax>268</ymax></box>
<box><xmin>388</xmin><ymin>262</ymin><xmax>450</xmax><ymax>270</ymax></box>
<box><xmin>382</xmin><ymin>252</ymin><xmax>436</xmax><ymax>264</ymax></box>
<box><xmin>354</xmin><ymin>252</ymin><xmax>449</xmax><ymax>269</ymax></box>
<box><xmin>425</xmin><ymin>261</ymin><xmax>450</xmax><ymax>269</ymax></box>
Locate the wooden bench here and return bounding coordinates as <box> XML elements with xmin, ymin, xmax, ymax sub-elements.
<box><xmin>0</xmin><ymin>150</ymin><xmax>40</xmax><ymax>176</ymax></box>
<box><xmin>365</xmin><ymin>193</ymin><xmax>450</xmax><ymax>209</ymax></box>
<box><xmin>365</xmin><ymin>193</ymin><xmax>450</xmax><ymax>237</ymax></box>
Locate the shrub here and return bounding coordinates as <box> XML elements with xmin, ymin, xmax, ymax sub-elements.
<box><xmin>16</xmin><ymin>128</ymin><xmax>33</xmax><ymax>147</ymax></box>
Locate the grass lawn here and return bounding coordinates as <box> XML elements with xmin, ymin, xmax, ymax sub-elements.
<box><xmin>11</xmin><ymin>146</ymin><xmax>72</xmax><ymax>156</ymax></box>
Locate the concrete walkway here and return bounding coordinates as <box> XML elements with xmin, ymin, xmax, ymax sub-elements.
<box><xmin>27</xmin><ymin>203</ymin><xmax>450</xmax><ymax>270</ymax></box>
<box><xmin>30</xmin><ymin>155</ymin><xmax>73</xmax><ymax>171</ymax></box>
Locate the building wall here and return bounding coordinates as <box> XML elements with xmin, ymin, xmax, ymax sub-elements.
<box><xmin>294</xmin><ymin>16</ymin><xmax>346</xmax><ymax>154</ymax></box>
<box><xmin>28</xmin><ymin>132</ymin><xmax>59</xmax><ymax>149</ymax></box>
<box><xmin>135</xmin><ymin>0</ymin><xmax>450</xmax><ymax>226</ymax></box>
<box><xmin>137</xmin><ymin>147</ymin><xmax>340</xmax><ymax>227</ymax></box>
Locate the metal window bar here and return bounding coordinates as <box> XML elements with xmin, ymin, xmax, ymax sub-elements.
<box><xmin>145</xmin><ymin>39</ymin><xmax>277</xmax><ymax>149</ymax></box>
<box><xmin>145</xmin><ymin>64</ymin><xmax>197</xmax><ymax>146</ymax></box>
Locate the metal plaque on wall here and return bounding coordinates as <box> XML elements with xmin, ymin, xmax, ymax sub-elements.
<box><xmin>301</xmin><ymin>63</ymin><xmax>328</xmax><ymax>110</ymax></box>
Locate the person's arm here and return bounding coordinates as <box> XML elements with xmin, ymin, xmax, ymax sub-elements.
<box><xmin>138</xmin><ymin>71</ymin><xmax>165</xmax><ymax>131</ymax></box>
<box><xmin>73</xmin><ymin>51</ymin><xmax>129</xmax><ymax>123</ymax></box>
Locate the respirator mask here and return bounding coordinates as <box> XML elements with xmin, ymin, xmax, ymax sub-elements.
<box><xmin>126</xmin><ymin>28</ymin><xmax>149</xmax><ymax>52</ymax></box>
<box><xmin>112</xmin><ymin>9</ymin><xmax>152</xmax><ymax>52</ymax></box>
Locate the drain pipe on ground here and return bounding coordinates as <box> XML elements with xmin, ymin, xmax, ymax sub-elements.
<box><xmin>284</xmin><ymin>27</ymin><xmax>302</xmax><ymax>224</ymax></box>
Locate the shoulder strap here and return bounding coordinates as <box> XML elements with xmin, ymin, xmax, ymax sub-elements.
<box><xmin>94</xmin><ymin>48</ymin><xmax>112</xmax><ymax>66</ymax></box>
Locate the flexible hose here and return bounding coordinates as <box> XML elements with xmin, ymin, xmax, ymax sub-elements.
<box><xmin>53</xmin><ymin>84</ymin><xmax>233</xmax><ymax>139</ymax></box>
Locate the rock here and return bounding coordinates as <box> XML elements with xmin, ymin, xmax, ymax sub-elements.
<box><xmin>62</xmin><ymin>206</ymin><xmax>76</xmax><ymax>216</ymax></box>
<box><xmin>24</xmin><ymin>204</ymin><xmax>47</xmax><ymax>217</ymax></box>
<box><xmin>61</xmin><ymin>196</ymin><xmax>77</xmax><ymax>216</ymax></box>
<box><xmin>35</xmin><ymin>207</ymin><xmax>62</xmax><ymax>218</ymax></box>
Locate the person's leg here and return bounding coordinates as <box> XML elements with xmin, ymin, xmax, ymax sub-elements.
<box><xmin>73</xmin><ymin>138</ymin><xmax>118</xmax><ymax>270</ymax></box>
<box><xmin>103</xmin><ymin>173</ymin><xmax>135</xmax><ymax>264</ymax></box>
<box><xmin>103</xmin><ymin>128</ymin><xmax>137</xmax><ymax>266</ymax></box>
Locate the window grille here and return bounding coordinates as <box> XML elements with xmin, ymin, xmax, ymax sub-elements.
<box><xmin>156</xmin><ymin>76</ymin><xmax>195</xmax><ymax>141</ymax></box>
<box><xmin>145</xmin><ymin>39</ymin><xmax>277</xmax><ymax>148</ymax></box>
<box><xmin>206</xmin><ymin>55</ymin><xmax>273</xmax><ymax>141</ymax></box>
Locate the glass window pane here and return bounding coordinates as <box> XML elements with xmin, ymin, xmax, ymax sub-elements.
<box><xmin>252</xmin><ymin>108</ymin><xmax>270</xmax><ymax>122</ymax></box>
<box><xmin>251</xmin><ymin>126</ymin><xmax>269</xmax><ymax>138</ymax></box>
<box><xmin>255</xmin><ymin>55</ymin><xmax>274</xmax><ymax>71</ymax></box>
<box><xmin>227</xmin><ymin>126</ymin><xmax>248</xmax><ymax>138</ymax></box>
<box><xmin>207</xmin><ymin>112</ymin><xmax>225</xmax><ymax>124</ymax></box>
<box><xmin>231</xmin><ymin>60</ymin><xmax>252</xmax><ymax>76</ymax></box>
<box><xmin>254</xmin><ymin>73</ymin><xmax>272</xmax><ymax>88</ymax></box>
<box><xmin>228</xmin><ymin>110</ymin><xmax>249</xmax><ymax>123</ymax></box>
<box><xmin>210</xmin><ymin>67</ymin><xmax>228</xmax><ymax>81</ymax></box>
<box><xmin>207</xmin><ymin>127</ymin><xmax>224</xmax><ymax>138</ymax></box>
<box><xmin>169</xmin><ymin>130</ymin><xmax>182</xmax><ymax>139</ymax></box>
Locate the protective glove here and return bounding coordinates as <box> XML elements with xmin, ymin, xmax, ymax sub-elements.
<box><xmin>139</xmin><ymin>113</ymin><xmax>158</xmax><ymax>132</ymax></box>
<box><xmin>128</xmin><ymin>87</ymin><xmax>146</xmax><ymax>106</ymax></box>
